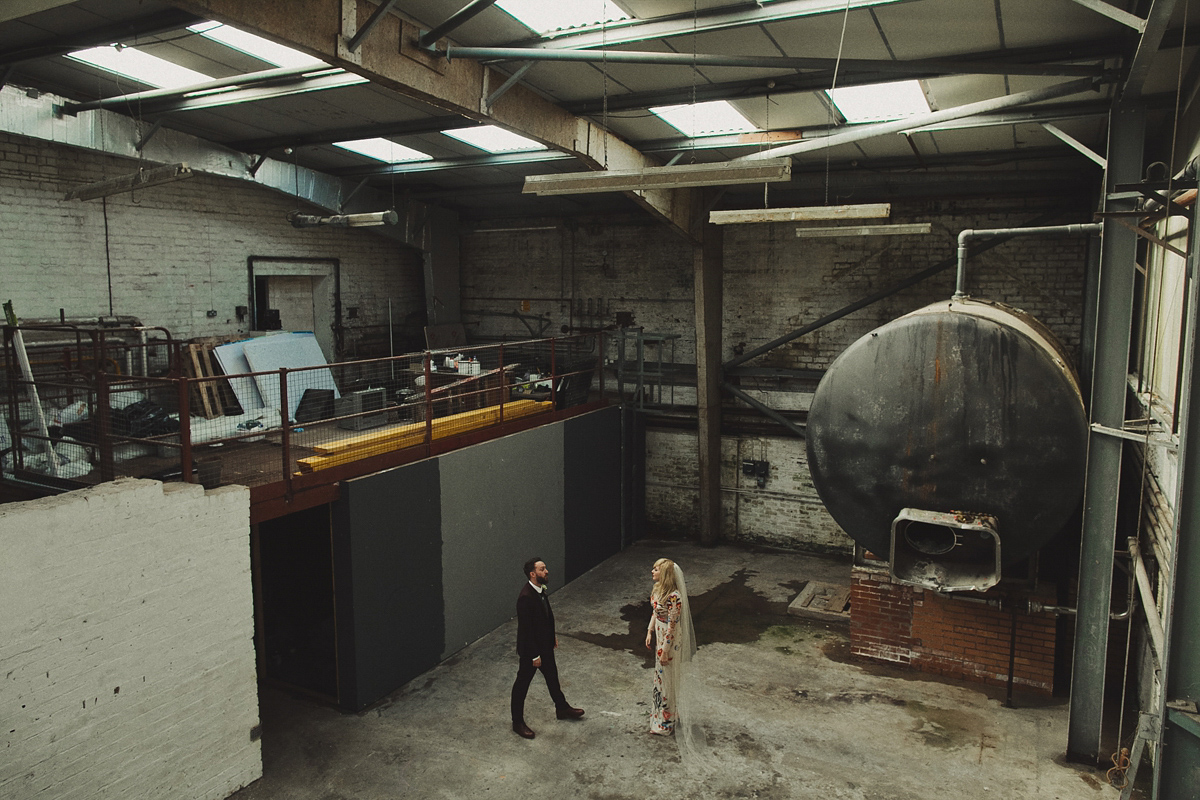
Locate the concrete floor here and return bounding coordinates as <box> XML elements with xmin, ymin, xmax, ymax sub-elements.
<box><xmin>230</xmin><ymin>541</ymin><xmax>1120</xmax><ymax>800</ymax></box>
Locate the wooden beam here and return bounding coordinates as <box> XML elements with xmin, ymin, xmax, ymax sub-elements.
<box><xmin>694</xmin><ymin>222</ymin><xmax>723</xmax><ymax>545</ymax></box>
<box><xmin>166</xmin><ymin>0</ymin><xmax>698</xmax><ymax>237</ymax></box>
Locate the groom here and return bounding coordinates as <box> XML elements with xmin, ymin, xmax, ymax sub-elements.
<box><xmin>510</xmin><ymin>557</ymin><xmax>584</xmax><ymax>739</ymax></box>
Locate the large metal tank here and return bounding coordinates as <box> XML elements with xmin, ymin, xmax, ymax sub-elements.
<box><xmin>805</xmin><ymin>297</ymin><xmax>1087</xmax><ymax>591</ymax></box>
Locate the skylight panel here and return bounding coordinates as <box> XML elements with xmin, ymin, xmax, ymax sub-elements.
<box><xmin>188</xmin><ymin>22</ymin><xmax>326</xmax><ymax>69</ymax></box>
<box><xmin>333</xmin><ymin>138</ymin><xmax>432</xmax><ymax>163</ymax></box>
<box><xmin>650</xmin><ymin>100</ymin><xmax>758</xmax><ymax>138</ymax></box>
<box><xmin>442</xmin><ymin>126</ymin><xmax>546</xmax><ymax>153</ymax></box>
<box><xmin>495</xmin><ymin>0</ymin><xmax>630</xmax><ymax>34</ymax></box>
<box><xmin>827</xmin><ymin>80</ymin><xmax>931</xmax><ymax>123</ymax></box>
<box><xmin>66</xmin><ymin>45</ymin><xmax>213</xmax><ymax>89</ymax></box>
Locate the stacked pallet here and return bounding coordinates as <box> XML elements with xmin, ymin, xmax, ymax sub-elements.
<box><xmin>182</xmin><ymin>338</ymin><xmax>240</xmax><ymax>419</ymax></box>
<box><xmin>295</xmin><ymin>399</ymin><xmax>552</xmax><ymax>473</ymax></box>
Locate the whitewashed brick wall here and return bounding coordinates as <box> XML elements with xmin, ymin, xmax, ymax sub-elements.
<box><xmin>1</xmin><ymin>478</ymin><xmax>260</xmax><ymax>800</ymax></box>
<box><xmin>645</xmin><ymin>429</ymin><xmax>852</xmax><ymax>553</ymax></box>
<box><xmin>462</xmin><ymin>197</ymin><xmax>1090</xmax><ymax>551</ymax></box>
<box><xmin>0</xmin><ymin>133</ymin><xmax>425</xmax><ymax>356</ymax></box>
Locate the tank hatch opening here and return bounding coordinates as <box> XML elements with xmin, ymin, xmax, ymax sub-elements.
<box><xmin>890</xmin><ymin>508</ymin><xmax>1001</xmax><ymax>592</ymax></box>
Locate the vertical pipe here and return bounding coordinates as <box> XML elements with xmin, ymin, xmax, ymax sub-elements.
<box><xmin>498</xmin><ymin>342</ymin><xmax>506</xmax><ymax>423</ymax></box>
<box><xmin>178</xmin><ymin>374</ymin><xmax>192</xmax><ymax>483</ymax></box>
<box><xmin>94</xmin><ymin>334</ymin><xmax>113</xmax><ymax>482</ymax></box>
<box><xmin>388</xmin><ymin>298</ymin><xmax>395</xmax><ymax>384</ymax></box>
<box><xmin>424</xmin><ymin>352</ymin><xmax>434</xmax><ymax>455</ymax></box>
<box><xmin>597</xmin><ymin>330</ymin><xmax>605</xmax><ymax>398</ymax></box>
<box><xmin>139</xmin><ymin>329</ymin><xmax>148</xmax><ymax>377</ymax></box>
<box><xmin>1006</xmin><ymin>604</ymin><xmax>1019</xmax><ymax>709</ymax></box>
<box><xmin>1068</xmin><ymin>99</ymin><xmax>1145</xmax><ymax>763</ymax></box>
<box><xmin>550</xmin><ymin>337</ymin><xmax>558</xmax><ymax>409</ymax></box>
<box><xmin>280</xmin><ymin>368</ymin><xmax>291</xmax><ymax>496</ymax></box>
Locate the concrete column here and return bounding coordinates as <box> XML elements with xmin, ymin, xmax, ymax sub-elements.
<box><xmin>694</xmin><ymin>223</ymin><xmax>723</xmax><ymax>546</ymax></box>
<box><xmin>1067</xmin><ymin>100</ymin><xmax>1145</xmax><ymax>763</ymax></box>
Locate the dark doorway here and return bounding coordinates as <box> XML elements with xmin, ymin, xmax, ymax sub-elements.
<box><xmin>256</xmin><ymin>504</ymin><xmax>337</xmax><ymax>701</ymax></box>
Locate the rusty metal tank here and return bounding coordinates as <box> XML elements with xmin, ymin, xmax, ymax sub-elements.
<box><xmin>805</xmin><ymin>297</ymin><xmax>1087</xmax><ymax>589</ymax></box>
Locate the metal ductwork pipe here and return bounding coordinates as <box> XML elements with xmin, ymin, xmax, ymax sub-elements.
<box><xmin>955</xmin><ymin>223</ymin><xmax>1103</xmax><ymax>298</ymax></box>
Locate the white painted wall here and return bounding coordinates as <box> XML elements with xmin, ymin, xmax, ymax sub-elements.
<box><xmin>0</xmin><ymin>478</ymin><xmax>260</xmax><ymax>800</ymax></box>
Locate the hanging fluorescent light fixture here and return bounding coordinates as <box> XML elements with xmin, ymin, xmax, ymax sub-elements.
<box><xmin>710</xmin><ymin>203</ymin><xmax>891</xmax><ymax>225</ymax></box>
<box><xmin>286</xmin><ymin>209</ymin><xmax>399</xmax><ymax>228</ymax></box>
<box><xmin>523</xmin><ymin>158</ymin><xmax>791</xmax><ymax>196</ymax></box>
<box><xmin>64</xmin><ymin>163</ymin><xmax>194</xmax><ymax>201</ymax></box>
<box><xmin>794</xmin><ymin>223</ymin><xmax>932</xmax><ymax>238</ymax></box>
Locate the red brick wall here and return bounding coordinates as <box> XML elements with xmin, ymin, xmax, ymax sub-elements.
<box><xmin>850</xmin><ymin>566</ymin><xmax>1057</xmax><ymax>693</ymax></box>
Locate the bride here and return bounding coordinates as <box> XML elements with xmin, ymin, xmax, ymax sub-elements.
<box><xmin>644</xmin><ymin>558</ymin><xmax>704</xmax><ymax>756</ymax></box>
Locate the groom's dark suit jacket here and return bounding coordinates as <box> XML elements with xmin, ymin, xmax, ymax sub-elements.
<box><xmin>516</xmin><ymin>583</ymin><xmax>556</xmax><ymax>660</ymax></box>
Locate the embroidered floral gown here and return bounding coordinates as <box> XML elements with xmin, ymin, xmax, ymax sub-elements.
<box><xmin>649</xmin><ymin>589</ymin><xmax>681</xmax><ymax>734</ymax></box>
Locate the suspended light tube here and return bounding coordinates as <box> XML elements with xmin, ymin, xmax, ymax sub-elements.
<box><xmin>64</xmin><ymin>162</ymin><xmax>193</xmax><ymax>201</ymax></box>
<box><xmin>287</xmin><ymin>209</ymin><xmax>399</xmax><ymax>228</ymax></box>
<box><xmin>710</xmin><ymin>203</ymin><xmax>890</xmax><ymax>225</ymax></box>
<box><xmin>523</xmin><ymin>158</ymin><xmax>791</xmax><ymax>195</ymax></box>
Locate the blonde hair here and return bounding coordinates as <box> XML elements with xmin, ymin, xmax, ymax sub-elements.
<box><xmin>652</xmin><ymin>557</ymin><xmax>680</xmax><ymax>601</ymax></box>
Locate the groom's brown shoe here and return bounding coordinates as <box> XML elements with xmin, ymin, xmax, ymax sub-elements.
<box><xmin>513</xmin><ymin>722</ymin><xmax>536</xmax><ymax>739</ymax></box>
<box><xmin>556</xmin><ymin>706</ymin><xmax>585</xmax><ymax>720</ymax></box>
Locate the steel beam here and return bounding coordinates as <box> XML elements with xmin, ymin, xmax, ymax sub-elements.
<box><xmin>417</xmin><ymin>0</ymin><xmax>498</xmax><ymax>49</ymax></box>
<box><xmin>167</xmin><ymin>0</ymin><xmax>699</xmax><ymax>238</ymax></box>
<box><xmin>1123</xmin><ymin>0</ymin><xmax>1179</xmax><ymax>101</ymax></box>
<box><xmin>740</xmin><ymin>77</ymin><xmax>1105</xmax><ymax>161</ymax></box>
<box><xmin>332</xmin><ymin>149</ymin><xmax>573</xmax><ymax>177</ymax></box>
<box><xmin>345</xmin><ymin>0</ymin><xmax>400</xmax><ymax>52</ymax></box>
<box><xmin>229</xmin><ymin>115</ymin><xmax>476</xmax><ymax>153</ymax></box>
<box><xmin>0</xmin><ymin>9</ymin><xmax>202</xmax><ymax>66</ymax></box>
<box><xmin>1067</xmin><ymin>99</ymin><xmax>1145</xmax><ymax>765</ymax></box>
<box><xmin>59</xmin><ymin>65</ymin><xmax>355</xmax><ymax>114</ymax></box>
<box><xmin>1066</xmin><ymin>0</ymin><xmax>1146</xmax><ymax>31</ymax></box>
<box><xmin>517</xmin><ymin>0</ymin><xmax>912</xmax><ymax>50</ymax></box>
<box><xmin>64</xmin><ymin>70</ymin><xmax>367</xmax><ymax>117</ymax></box>
<box><xmin>1042</xmin><ymin>123</ymin><xmax>1107</xmax><ymax>167</ymax></box>
<box><xmin>563</xmin><ymin>40</ymin><xmax>1123</xmax><ymax>115</ymax></box>
<box><xmin>1156</xmin><ymin>188</ymin><xmax>1200</xmax><ymax>799</ymax></box>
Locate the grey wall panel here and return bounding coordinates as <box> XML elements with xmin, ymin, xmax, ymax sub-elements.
<box><xmin>438</xmin><ymin>424</ymin><xmax>566</xmax><ymax>659</ymax></box>
<box><xmin>564</xmin><ymin>406</ymin><xmax>623</xmax><ymax>582</ymax></box>
<box><xmin>333</xmin><ymin>459</ymin><xmax>444</xmax><ymax>711</ymax></box>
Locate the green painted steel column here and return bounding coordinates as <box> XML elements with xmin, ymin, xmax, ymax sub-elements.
<box><xmin>1067</xmin><ymin>100</ymin><xmax>1145</xmax><ymax>763</ymax></box>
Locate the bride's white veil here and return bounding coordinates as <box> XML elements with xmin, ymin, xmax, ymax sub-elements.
<box><xmin>663</xmin><ymin>563</ymin><xmax>706</xmax><ymax>761</ymax></box>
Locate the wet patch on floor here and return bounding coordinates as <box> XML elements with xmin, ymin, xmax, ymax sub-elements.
<box><xmin>760</xmin><ymin>623</ymin><xmax>834</xmax><ymax>655</ymax></box>
<box><xmin>573</xmin><ymin>568</ymin><xmax>808</xmax><ymax>667</ymax></box>
<box><xmin>902</xmin><ymin>700</ymin><xmax>990</xmax><ymax>750</ymax></box>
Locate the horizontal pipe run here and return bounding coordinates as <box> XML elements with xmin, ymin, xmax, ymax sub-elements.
<box><xmin>955</xmin><ymin>223</ymin><xmax>1102</xmax><ymax>298</ymax></box>
<box><xmin>442</xmin><ymin>45</ymin><xmax>1103</xmax><ymax>78</ymax></box>
<box><xmin>722</xmin><ymin>208</ymin><xmax>1066</xmax><ymax>371</ymax></box>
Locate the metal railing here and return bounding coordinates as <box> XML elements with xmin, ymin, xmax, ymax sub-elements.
<box><xmin>2</xmin><ymin>328</ymin><xmax>605</xmax><ymax>492</ymax></box>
